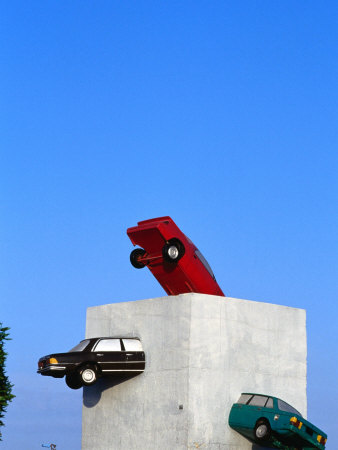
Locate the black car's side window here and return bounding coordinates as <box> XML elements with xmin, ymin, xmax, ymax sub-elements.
<box><xmin>93</xmin><ymin>339</ymin><xmax>121</xmax><ymax>352</ymax></box>
<box><xmin>122</xmin><ymin>339</ymin><xmax>142</xmax><ymax>351</ymax></box>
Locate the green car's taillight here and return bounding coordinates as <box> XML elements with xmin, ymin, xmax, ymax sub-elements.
<box><xmin>317</xmin><ymin>435</ymin><xmax>327</xmax><ymax>446</ymax></box>
<box><xmin>290</xmin><ymin>416</ymin><xmax>303</xmax><ymax>429</ymax></box>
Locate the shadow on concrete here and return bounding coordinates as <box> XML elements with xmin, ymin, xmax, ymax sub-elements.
<box><xmin>252</xmin><ymin>445</ymin><xmax>274</xmax><ymax>449</ymax></box>
<box><xmin>83</xmin><ymin>374</ymin><xmax>139</xmax><ymax>408</ymax></box>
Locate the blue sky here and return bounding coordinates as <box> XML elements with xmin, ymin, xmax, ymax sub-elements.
<box><xmin>1</xmin><ymin>1</ymin><xmax>337</xmax><ymax>448</ymax></box>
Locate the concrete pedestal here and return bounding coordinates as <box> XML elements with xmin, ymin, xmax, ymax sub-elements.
<box><xmin>82</xmin><ymin>294</ymin><xmax>307</xmax><ymax>450</ymax></box>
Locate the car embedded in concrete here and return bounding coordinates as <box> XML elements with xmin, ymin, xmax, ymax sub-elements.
<box><xmin>229</xmin><ymin>393</ymin><xmax>327</xmax><ymax>449</ymax></box>
<box><xmin>37</xmin><ymin>337</ymin><xmax>145</xmax><ymax>389</ymax></box>
<box><xmin>127</xmin><ymin>216</ymin><xmax>225</xmax><ymax>296</ymax></box>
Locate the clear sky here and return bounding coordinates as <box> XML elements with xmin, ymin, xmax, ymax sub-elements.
<box><xmin>1</xmin><ymin>1</ymin><xmax>337</xmax><ymax>448</ymax></box>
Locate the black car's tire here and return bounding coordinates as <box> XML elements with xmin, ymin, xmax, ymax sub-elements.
<box><xmin>79</xmin><ymin>365</ymin><xmax>97</xmax><ymax>386</ymax></box>
<box><xmin>162</xmin><ymin>238</ymin><xmax>185</xmax><ymax>263</ymax></box>
<box><xmin>65</xmin><ymin>373</ymin><xmax>82</xmax><ymax>390</ymax></box>
<box><xmin>130</xmin><ymin>248</ymin><xmax>147</xmax><ymax>269</ymax></box>
<box><xmin>254</xmin><ymin>420</ymin><xmax>271</xmax><ymax>441</ymax></box>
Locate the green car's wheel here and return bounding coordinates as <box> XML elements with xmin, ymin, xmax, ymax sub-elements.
<box><xmin>254</xmin><ymin>420</ymin><xmax>271</xmax><ymax>441</ymax></box>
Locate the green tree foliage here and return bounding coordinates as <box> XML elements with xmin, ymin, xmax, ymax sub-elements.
<box><xmin>0</xmin><ymin>324</ymin><xmax>14</xmax><ymax>441</ymax></box>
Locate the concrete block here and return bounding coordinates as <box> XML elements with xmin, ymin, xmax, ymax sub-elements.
<box><xmin>82</xmin><ymin>294</ymin><xmax>306</xmax><ymax>450</ymax></box>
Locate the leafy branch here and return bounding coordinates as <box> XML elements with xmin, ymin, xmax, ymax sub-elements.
<box><xmin>0</xmin><ymin>324</ymin><xmax>15</xmax><ymax>441</ymax></box>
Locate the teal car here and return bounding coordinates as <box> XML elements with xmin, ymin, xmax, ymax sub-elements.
<box><xmin>228</xmin><ymin>393</ymin><xmax>327</xmax><ymax>449</ymax></box>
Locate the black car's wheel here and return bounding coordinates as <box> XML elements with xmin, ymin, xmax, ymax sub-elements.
<box><xmin>79</xmin><ymin>365</ymin><xmax>97</xmax><ymax>386</ymax></box>
<box><xmin>65</xmin><ymin>373</ymin><xmax>82</xmax><ymax>390</ymax></box>
<box><xmin>254</xmin><ymin>420</ymin><xmax>271</xmax><ymax>441</ymax></box>
<box><xmin>130</xmin><ymin>248</ymin><xmax>147</xmax><ymax>269</ymax></box>
<box><xmin>162</xmin><ymin>238</ymin><xmax>185</xmax><ymax>263</ymax></box>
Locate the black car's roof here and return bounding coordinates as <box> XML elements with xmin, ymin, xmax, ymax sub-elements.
<box><xmin>81</xmin><ymin>337</ymin><xmax>141</xmax><ymax>341</ymax></box>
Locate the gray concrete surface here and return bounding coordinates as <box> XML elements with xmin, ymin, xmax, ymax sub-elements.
<box><xmin>82</xmin><ymin>294</ymin><xmax>307</xmax><ymax>449</ymax></box>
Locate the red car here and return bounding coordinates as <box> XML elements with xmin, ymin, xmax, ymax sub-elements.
<box><xmin>127</xmin><ymin>216</ymin><xmax>225</xmax><ymax>297</ymax></box>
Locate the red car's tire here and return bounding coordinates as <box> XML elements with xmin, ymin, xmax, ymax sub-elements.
<box><xmin>162</xmin><ymin>238</ymin><xmax>185</xmax><ymax>263</ymax></box>
<box><xmin>130</xmin><ymin>248</ymin><xmax>147</xmax><ymax>269</ymax></box>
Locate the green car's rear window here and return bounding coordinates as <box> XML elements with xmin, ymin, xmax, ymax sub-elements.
<box><xmin>278</xmin><ymin>399</ymin><xmax>302</xmax><ymax>416</ymax></box>
<box><xmin>237</xmin><ymin>394</ymin><xmax>274</xmax><ymax>408</ymax></box>
<box><xmin>249</xmin><ymin>395</ymin><xmax>269</xmax><ymax>407</ymax></box>
<box><xmin>237</xmin><ymin>394</ymin><xmax>253</xmax><ymax>404</ymax></box>
<box><xmin>265</xmin><ymin>397</ymin><xmax>273</xmax><ymax>408</ymax></box>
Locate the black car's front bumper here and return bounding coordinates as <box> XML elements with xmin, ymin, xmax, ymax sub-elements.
<box><xmin>37</xmin><ymin>365</ymin><xmax>67</xmax><ymax>378</ymax></box>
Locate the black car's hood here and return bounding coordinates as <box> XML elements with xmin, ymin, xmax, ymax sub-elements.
<box><xmin>38</xmin><ymin>352</ymin><xmax>84</xmax><ymax>362</ymax></box>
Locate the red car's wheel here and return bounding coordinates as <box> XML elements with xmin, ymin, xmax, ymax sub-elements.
<box><xmin>130</xmin><ymin>248</ymin><xmax>147</xmax><ymax>269</ymax></box>
<box><xmin>162</xmin><ymin>238</ymin><xmax>185</xmax><ymax>263</ymax></box>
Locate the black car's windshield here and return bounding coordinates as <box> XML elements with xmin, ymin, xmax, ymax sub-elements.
<box><xmin>69</xmin><ymin>339</ymin><xmax>90</xmax><ymax>352</ymax></box>
<box><xmin>278</xmin><ymin>399</ymin><xmax>302</xmax><ymax>417</ymax></box>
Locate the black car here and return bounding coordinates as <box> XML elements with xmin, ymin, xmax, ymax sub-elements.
<box><xmin>37</xmin><ymin>337</ymin><xmax>145</xmax><ymax>389</ymax></box>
